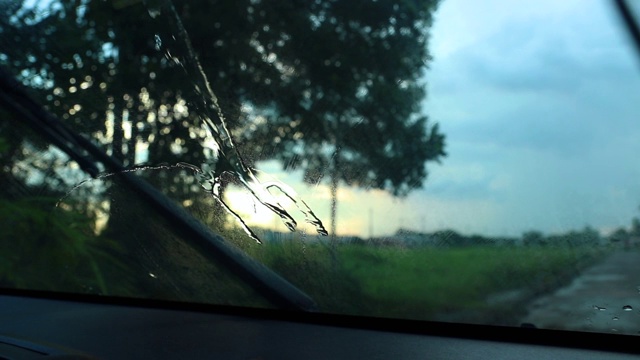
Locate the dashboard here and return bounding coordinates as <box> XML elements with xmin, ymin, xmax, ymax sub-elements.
<box><xmin>0</xmin><ymin>290</ymin><xmax>638</xmax><ymax>359</ymax></box>
<box><xmin>1</xmin><ymin>1</ymin><xmax>640</xmax><ymax>359</ymax></box>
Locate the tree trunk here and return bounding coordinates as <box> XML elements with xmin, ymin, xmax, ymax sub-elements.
<box><xmin>330</xmin><ymin>154</ymin><xmax>339</xmax><ymax>247</ymax></box>
<box><xmin>112</xmin><ymin>104</ymin><xmax>125</xmax><ymax>164</ymax></box>
<box><xmin>127</xmin><ymin>106</ymin><xmax>140</xmax><ymax>167</ymax></box>
<box><xmin>327</xmin><ymin>148</ymin><xmax>341</xmax><ymax>274</ymax></box>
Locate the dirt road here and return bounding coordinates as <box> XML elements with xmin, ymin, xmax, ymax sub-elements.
<box><xmin>521</xmin><ymin>250</ymin><xmax>640</xmax><ymax>335</ymax></box>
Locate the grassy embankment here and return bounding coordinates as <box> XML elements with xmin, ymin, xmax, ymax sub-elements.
<box><xmin>0</xmin><ymin>196</ymin><xmax>606</xmax><ymax>325</ymax></box>
<box><xmin>243</xmin><ymin>239</ymin><xmax>605</xmax><ymax>324</ymax></box>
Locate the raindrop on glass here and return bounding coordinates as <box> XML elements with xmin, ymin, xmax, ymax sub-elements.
<box><xmin>612</xmin><ymin>316</ymin><xmax>619</xmax><ymax>321</ymax></box>
<box><xmin>154</xmin><ymin>34</ymin><xmax>162</xmax><ymax>51</ymax></box>
<box><xmin>144</xmin><ymin>0</ymin><xmax>162</xmax><ymax>19</ymax></box>
<box><xmin>149</xmin><ymin>272</ymin><xmax>157</xmax><ymax>278</ymax></box>
<box><xmin>623</xmin><ymin>305</ymin><xmax>633</xmax><ymax>311</ymax></box>
<box><xmin>148</xmin><ymin>8</ymin><xmax>160</xmax><ymax>18</ymax></box>
<box><xmin>593</xmin><ymin>305</ymin><xmax>606</xmax><ymax>311</ymax></box>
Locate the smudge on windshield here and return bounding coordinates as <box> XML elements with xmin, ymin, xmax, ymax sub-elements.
<box><xmin>59</xmin><ymin>0</ymin><xmax>327</xmax><ymax>243</ymax></box>
<box><xmin>147</xmin><ymin>0</ymin><xmax>327</xmax><ymax>242</ymax></box>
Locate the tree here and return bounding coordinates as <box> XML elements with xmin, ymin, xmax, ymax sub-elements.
<box><xmin>1</xmin><ymin>0</ymin><xmax>445</xmax><ymax>240</ymax></box>
<box><xmin>522</xmin><ymin>230</ymin><xmax>546</xmax><ymax>247</ymax></box>
<box><xmin>631</xmin><ymin>217</ymin><xmax>640</xmax><ymax>237</ymax></box>
<box><xmin>232</xmin><ymin>0</ymin><xmax>446</xmax><ymax>238</ymax></box>
<box><xmin>609</xmin><ymin>227</ymin><xmax>629</xmax><ymax>245</ymax></box>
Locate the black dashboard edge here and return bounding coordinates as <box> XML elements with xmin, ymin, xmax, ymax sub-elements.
<box><xmin>1</xmin><ymin>286</ymin><xmax>638</xmax><ymax>356</ymax></box>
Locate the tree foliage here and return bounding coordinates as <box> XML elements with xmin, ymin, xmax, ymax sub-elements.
<box><xmin>230</xmin><ymin>0</ymin><xmax>447</xmax><ymax>196</ymax></box>
<box><xmin>1</xmin><ymin>0</ymin><xmax>445</xmax><ymax>231</ymax></box>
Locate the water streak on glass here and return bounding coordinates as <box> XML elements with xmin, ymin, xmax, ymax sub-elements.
<box><xmin>56</xmin><ymin>162</ymin><xmax>197</xmax><ymax>207</ymax></box>
<box><xmin>144</xmin><ymin>0</ymin><xmax>327</xmax><ymax>241</ymax></box>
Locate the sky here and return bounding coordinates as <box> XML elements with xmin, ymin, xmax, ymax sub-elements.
<box><xmin>8</xmin><ymin>1</ymin><xmax>638</xmax><ymax>239</ymax></box>
<box><xmin>230</xmin><ymin>0</ymin><xmax>640</xmax><ymax>239</ymax></box>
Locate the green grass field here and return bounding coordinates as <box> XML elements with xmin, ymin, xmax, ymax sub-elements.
<box><xmin>1</xmin><ymin>199</ymin><xmax>605</xmax><ymax>325</ymax></box>
<box><xmin>246</xmin><ymin>240</ymin><xmax>603</xmax><ymax>323</ymax></box>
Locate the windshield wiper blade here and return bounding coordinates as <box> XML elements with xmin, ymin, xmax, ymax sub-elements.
<box><xmin>0</xmin><ymin>65</ymin><xmax>318</xmax><ymax>312</ymax></box>
<box><xmin>0</xmin><ymin>66</ymin><xmax>100</xmax><ymax>178</ymax></box>
<box><xmin>614</xmin><ymin>0</ymin><xmax>640</xmax><ymax>59</ymax></box>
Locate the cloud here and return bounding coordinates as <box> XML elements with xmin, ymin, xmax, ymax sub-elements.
<box><xmin>414</xmin><ymin>0</ymin><xmax>640</xmax><ymax>237</ymax></box>
<box><xmin>237</xmin><ymin>0</ymin><xmax>640</xmax><ymax>239</ymax></box>
<box><xmin>426</xmin><ymin>2</ymin><xmax>640</xmax><ymax>155</ymax></box>
<box><xmin>423</xmin><ymin>161</ymin><xmax>509</xmax><ymax>202</ymax></box>
<box><xmin>428</xmin><ymin>0</ymin><xmax>637</xmax><ymax>97</ymax></box>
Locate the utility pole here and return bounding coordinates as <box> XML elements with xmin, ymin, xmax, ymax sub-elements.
<box><xmin>369</xmin><ymin>208</ymin><xmax>373</xmax><ymax>239</ymax></box>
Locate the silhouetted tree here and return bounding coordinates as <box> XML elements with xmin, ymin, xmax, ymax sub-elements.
<box><xmin>522</xmin><ymin>230</ymin><xmax>546</xmax><ymax>247</ymax></box>
<box><xmin>1</xmin><ymin>0</ymin><xmax>446</xmax><ymax>240</ymax></box>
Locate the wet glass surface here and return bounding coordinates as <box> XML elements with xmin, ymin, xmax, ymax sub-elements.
<box><xmin>1</xmin><ymin>0</ymin><xmax>640</xmax><ymax>334</ymax></box>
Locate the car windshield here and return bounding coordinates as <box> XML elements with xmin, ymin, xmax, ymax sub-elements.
<box><xmin>1</xmin><ymin>0</ymin><xmax>640</xmax><ymax>335</ymax></box>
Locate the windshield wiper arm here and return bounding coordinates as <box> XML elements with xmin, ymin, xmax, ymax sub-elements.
<box><xmin>0</xmin><ymin>67</ymin><xmax>100</xmax><ymax>178</ymax></box>
<box><xmin>614</xmin><ymin>0</ymin><xmax>640</xmax><ymax>59</ymax></box>
<box><xmin>0</xmin><ymin>65</ymin><xmax>318</xmax><ymax>312</ymax></box>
